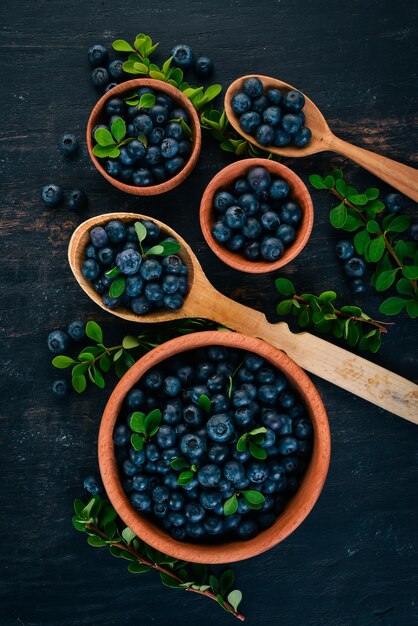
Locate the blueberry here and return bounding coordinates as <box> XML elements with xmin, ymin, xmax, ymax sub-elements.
<box><xmin>118</xmin><ymin>146</ymin><xmax>136</xmax><ymax>166</ymax></box>
<box><xmin>242</xmin><ymin>217</ymin><xmax>263</xmax><ymax>239</ymax></box>
<box><xmin>152</xmin><ymin>485</ymin><xmax>169</xmax><ymax>503</ymax></box>
<box><xmin>141</xmin><ymin>220</ymin><xmax>160</xmax><ymax>242</ymax></box>
<box><xmin>225</xmin><ymin>206</ymin><xmax>246</xmax><ymax>229</ymax></box>
<box><xmin>169</xmin><ymin>492</ymin><xmax>185</xmax><ymax>511</ymax></box>
<box><xmin>271</xmin><ymin>128</ymin><xmax>291</xmax><ymax>147</ymax></box>
<box><xmin>247</xmin><ymin>167</ymin><xmax>272</xmax><ymax>192</ymax></box>
<box><xmin>224</xmin><ymin>460</ymin><xmax>245</xmax><ymax>484</ymax></box>
<box><xmin>252</xmin><ymin>95</ymin><xmax>269</xmax><ymax>113</ymax></box>
<box><xmin>88</xmin><ymin>44</ymin><xmax>108</xmax><ymax>68</ymax></box>
<box><xmin>131</xmin><ymin>296</ymin><xmax>152</xmax><ymax>315</ymax></box>
<box><xmin>294</xmin><ymin>417</ymin><xmax>313</xmax><ymax>439</ymax></box>
<box><xmin>257</xmin><ymin>367</ymin><xmax>275</xmax><ymax>384</ymax></box>
<box><xmin>162</xmin><ymin>255</ymin><xmax>183</xmax><ymax>275</ymax></box>
<box><xmin>108</xmin><ymin>59</ymin><xmax>125</xmax><ymax>81</ymax></box>
<box><xmin>269</xmin><ymin>179</ymin><xmax>289</xmax><ymax>199</ymax></box>
<box><xmin>143</xmin><ymin>370</ymin><xmax>163</xmax><ymax>391</ymax></box>
<box><xmin>163</xmin><ymin>376</ymin><xmax>181</xmax><ymax>397</ymax></box>
<box><xmin>67</xmin><ymin>187</ymin><xmax>88</xmax><ymax>212</ymax></box>
<box><xmin>239</xmin><ymin>193</ymin><xmax>259</xmax><ymax>216</ymax></box>
<box><xmin>115</xmin><ymin>249</ymin><xmax>142</xmax><ymax>275</ymax></box>
<box><xmin>177</xmin><ymin>140</ymin><xmax>192</xmax><ymax>157</ymax></box>
<box><xmin>171</xmin><ymin>44</ymin><xmax>194</xmax><ymax>68</ymax></box>
<box><xmin>213</xmin><ymin>191</ymin><xmax>236</xmax><ymax>213</ymax></box>
<box><xmin>226</xmin><ymin>233</ymin><xmax>245</xmax><ymax>251</ymax></box>
<box><xmin>236</xmin><ymin>519</ymin><xmax>258</xmax><ymax>539</ymax></box>
<box><xmin>185</xmin><ymin>522</ymin><xmax>204</xmax><ymax>539</ymax></box>
<box><xmin>160</xmin><ymin>137</ymin><xmax>179</xmax><ymax>159</ymax></box>
<box><xmin>293</xmin><ymin>127</ymin><xmax>312</xmax><ymax>147</ymax></box>
<box><xmin>106</xmin><ymin>220</ymin><xmax>126</xmax><ymax>244</ymax></box>
<box><xmin>281</xmin><ymin>113</ymin><xmax>302</xmax><ymax>134</ymax></box>
<box><xmin>246</xmin><ymin>461</ymin><xmax>269</xmax><ymax>483</ymax></box>
<box><xmin>224</xmin><ymin>513</ymin><xmax>242</xmax><ymax>532</ymax></box>
<box><xmin>278</xmin><ymin>436</ymin><xmax>298</xmax><ymax>455</ymax></box>
<box><xmin>255</xmin><ymin>124</ymin><xmax>274</xmax><ymax>146</ymax></box>
<box><xmin>195</xmin><ymin>55</ymin><xmax>214</xmax><ymax>77</ymax></box>
<box><xmin>260</xmin><ymin>236</ymin><xmax>284</xmax><ymax>262</ymax></box>
<box><xmin>263</xmin><ymin>106</ymin><xmax>281</xmax><ymax>127</ymax></box>
<box><xmin>164</xmin><ymin>293</ymin><xmax>184</xmax><ymax>310</ymax></box>
<box><xmin>208</xmin><ymin>346</ymin><xmax>228</xmax><ymax>361</ymax></box>
<box><xmin>133</xmin><ymin>167</ymin><xmax>154</xmax><ymax>187</ymax></box>
<box><xmin>51</xmin><ymin>378</ymin><xmax>69</xmax><ymax>398</ymax></box>
<box><xmin>212</xmin><ymin>221</ymin><xmax>232</xmax><ymax>243</ymax></box>
<box><xmin>168</xmin><ymin>510</ymin><xmax>186</xmax><ymax>527</ymax></box>
<box><xmin>67</xmin><ymin>320</ymin><xmax>85</xmax><ymax>342</ymax></box>
<box><xmin>344</xmin><ymin>257</ymin><xmax>366</xmax><ymax>278</ymax></box>
<box><xmin>351</xmin><ymin>278</ymin><xmax>366</xmax><ymax>294</ymax></box>
<box><xmin>267</xmin><ymin>88</ymin><xmax>283</xmax><ymax>105</ymax></box>
<box><xmin>130</xmin><ymin>449</ymin><xmax>145</xmax><ymax>466</ymax></box>
<box><xmin>203</xmin><ymin>516</ymin><xmax>224</xmax><ymax>535</ymax></box>
<box><xmin>93</xmin><ymin>279</ymin><xmax>105</xmax><ymax>294</ymax></box>
<box><xmin>177</xmin><ymin>365</ymin><xmax>194</xmax><ymax>386</ymax></box>
<box><xmin>104</xmin><ymin>82</ymin><xmax>118</xmax><ymax>93</ymax></box>
<box><xmin>208</xmin><ymin>443</ymin><xmax>229</xmax><ymax>464</ymax></box>
<box><xmin>125</xmin><ymin>275</ymin><xmax>144</xmax><ymax>297</ymax></box>
<box><xmin>140</xmin><ymin>259</ymin><xmax>162</xmax><ymax>282</ymax></box>
<box><xmin>197</xmin><ymin>361</ymin><xmax>216</xmax><ymax>382</ymax></box>
<box><xmin>243</xmin><ymin>77</ymin><xmax>263</xmax><ymax>98</ymax></box>
<box><xmin>231</xmin><ymin>389</ymin><xmax>252</xmax><ymax>408</ymax></box>
<box><xmin>105</xmin><ymin>159</ymin><xmax>121</xmax><ymax>178</ymax></box>
<box><xmin>185</xmin><ymin>502</ymin><xmax>205</xmax><ymax>522</ymax></box>
<box><xmin>207</xmin><ymin>374</ymin><xmax>226</xmax><ymax>392</ymax></box>
<box><xmin>145</xmin><ymin>444</ymin><xmax>160</xmax><ymax>462</ymax></box>
<box><xmin>133</xmin><ymin>114</ymin><xmax>153</xmax><ymax>135</ymax></box>
<box><xmin>165</xmin><ymin>122</ymin><xmax>183</xmax><ymax>141</ymax></box>
<box><xmin>122</xmin><ymin>458</ymin><xmax>138</xmax><ymax>477</ymax></box>
<box><xmin>211</xmin><ymin>393</ymin><xmax>229</xmax><ymax>413</ymax></box>
<box><xmin>183</xmin><ymin>404</ymin><xmax>203</xmax><ymax>427</ymax></box>
<box><xmin>170</xmin><ymin>526</ymin><xmax>187</xmax><ymax>541</ymax></box>
<box><xmin>165</xmin><ymin>156</ymin><xmax>185</xmax><ymax>177</ymax></box>
<box><xmin>234</xmin><ymin>178</ymin><xmax>250</xmax><ymax>195</ymax></box>
<box><xmin>105</xmin><ymin>97</ymin><xmax>125</xmax><ymax>117</ymax></box>
<box><xmin>85</xmin><ymin>245</ymin><xmax>97</xmax><ymax>259</ymax></box>
<box><xmin>261</xmin><ymin>428</ymin><xmax>276</xmax><ymax>448</ymax></box>
<box><xmin>156</xmin><ymin>425</ymin><xmax>176</xmax><ymax>450</ymax></box>
<box><xmin>153</xmin><ymin>502</ymin><xmax>168</xmax><ymax>517</ymax></box>
<box><xmin>127</xmin><ymin>139</ymin><xmax>146</xmax><ymax>160</ymax></box>
<box><xmin>82</xmin><ymin>258</ymin><xmax>100</xmax><ymax>280</ymax></box>
<box><xmin>148</xmin><ymin>105</ymin><xmax>168</xmax><ymax>126</ymax></box>
<box><xmin>283</xmin><ymin>90</ymin><xmax>305</xmax><ymax>112</ymax></box>
<box><xmin>281</xmin><ymin>201</ymin><xmax>302</xmax><ymax>225</ymax></box>
<box><xmin>239</xmin><ymin>111</ymin><xmax>261</xmax><ymax>134</ymax></box>
<box><xmin>41</xmin><ymin>184</ymin><xmax>63</xmax><ymax>208</ymax></box>
<box><xmin>408</xmin><ymin>223</ymin><xmax>418</xmax><ymax>242</ymax></box>
<box><xmin>83</xmin><ymin>475</ymin><xmax>103</xmax><ymax>495</ymax></box>
<box><xmin>384</xmin><ymin>192</ymin><xmax>403</xmax><ymax>213</ymax></box>
<box><xmin>276</xmin><ymin>224</ymin><xmax>296</xmax><ymax>246</ymax></box>
<box><xmin>180</xmin><ymin>433</ymin><xmax>205</xmax><ymax>458</ymax></box>
<box><xmin>206</xmin><ymin>413</ymin><xmax>234</xmax><ymax>442</ymax></box>
<box><xmin>91</xmin><ymin>67</ymin><xmax>109</xmax><ymax>89</ymax></box>
<box><xmin>232</xmin><ymin>92</ymin><xmax>252</xmax><ymax>114</ymax></box>
<box><xmin>279</xmin><ymin>391</ymin><xmax>295</xmax><ymax>409</ymax></box>
<box><xmin>59</xmin><ymin>133</ymin><xmax>79</xmax><ymax>156</ymax></box>
<box><xmin>161</xmin><ymin>447</ymin><xmax>180</xmax><ymax>466</ymax></box>
<box><xmin>336</xmin><ymin>239</ymin><xmax>354</xmax><ymax>260</ymax></box>
<box><xmin>243</xmin><ymin>241</ymin><xmax>260</xmax><ymax>261</ymax></box>
<box><xmin>131</xmin><ymin>492</ymin><xmax>152</xmax><ymax>512</ymax></box>
<box><xmin>259</xmin><ymin>208</ymin><xmax>280</xmax><ymax>234</ymax></box>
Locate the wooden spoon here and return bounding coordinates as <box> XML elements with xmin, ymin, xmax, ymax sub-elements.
<box><xmin>225</xmin><ymin>75</ymin><xmax>418</xmax><ymax>202</ymax></box>
<box><xmin>69</xmin><ymin>213</ymin><xmax>418</xmax><ymax>425</ymax></box>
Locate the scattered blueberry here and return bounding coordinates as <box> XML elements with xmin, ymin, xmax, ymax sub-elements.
<box><xmin>67</xmin><ymin>188</ymin><xmax>88</xmax><ymax>211</ymax></box>
<box><xmin>47</xmin><ymin>329</ymin><xmax>70</xmax><ymax>354</ymax></box>
<box><xmin>384</xmin><ymin>192</ymin><xmax>403</xmax><ymax>214</ymax></box>
<box><xmin>344</xmin><ymin>257</ymin><xmax>366</xmax><ymax>278</ymax></box>
<box><xmin>91</xmin><ymin>67</ymin><xmax>109</xmax><ymax>90</ymax></box>
<box><xmin>194</xmin><ymin>56</ymin><xmax>214</xmax><ymax>78</ymax></box>
<box><xmin>172</xmin><ymin>44</ymin><xmax>194</xmax><ymax>68</ymax></box>
<box><xmin>83</xmin><ymin>475</ymin><xmax>103</xmax><ymax>495</ymax></box>
<box><xmin>59</xmin><ymin>133</ymin><xmax>79</xmax><ymax>156</ymax></box>
<box><xmin>336</xmin><ymin>240</ymin><xmax>354</xmax><ymax>261</ymax></box>
<box><xmin>87</xmin><ymin>44</ymin><xmax>108</xmax><ymax>68</ymax></box>
<box><xmin>51</xmin><ymin>379</ymin><xmax>69</xmax><ymax>398</ymax></box>
<box><xmin>41</xmin><ymin>184</ymin><xmax>63</xmax><ymax>208</ymax></box>
<box><xmin>67</xmin><ymin>320</ymin><xmax>86</xmax><ymax>342</ymax></box>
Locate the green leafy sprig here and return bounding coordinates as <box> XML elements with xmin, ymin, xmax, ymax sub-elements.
<box><xmin>275</xmin><ymin>278</ymin><xmax>392</xmax><ymax>353</ymax></box>
<box><xmin>223</xmin><ymin>490</ymin><xmax>265</xmax><ymax>516</ymax></box>
<box><xmin>93</xmin><ymin>118</ymin><xmax>132</xmax><ymax>158</ymax></box>
<box><xmin>52</xmin><ymin>319</ymin><xmax>221</xmax><ymax>393</ymax></box>
<box><xmin>73</xmin><ymin>495</ymin><xmax>244</xmax><ymax>619</ymax></box>
<box><xmin>170</xmin><ymin>457</ymin><xmax>198</xmax><ymax>485</ymax></box>
<box><xmin>309</xmin><ymin>170</ymin><xmax>418</xmax><ymax>318</ymax></box>
<box><xmin>130</xmin><ymin>409</ymin><xmax>162</xmax><ymax>451</ymax></box>
<box><xmin>236</xmin><ymin>427</ymin><xmax>268</xmax><ymax>460</ymax></box>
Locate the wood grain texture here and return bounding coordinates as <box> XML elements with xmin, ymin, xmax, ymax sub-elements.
<box><xmin>1</xmin><ymin>0</ymin><xmax>418</xmax><ymax>625</ymax></box>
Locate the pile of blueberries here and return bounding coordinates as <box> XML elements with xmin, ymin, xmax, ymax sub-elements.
<box><xmin>211</xmin><ymin>166</ymin><xmax>303</xmax><ymax>262</ymax></box>
<box><xmin>114</xmin><ymin>346</ymin><xmax>313</xmax><ymax>542</ymax></box>
<box><xmin>93</xmin><ymin>87</ymin><xmax>194</xmax><ymax>187</ymax></box>
<box><xmin>82</xmin><ymin>219</ymin><xmax>188</xmax><ymax>314</ymax></box>
<box><xmin>47</xmin><ymin>320</ymin><xmax>86</xmax><ymax>397</ymax></box>
<box><xmin>231</xmin><ymin>77</ymin><xmax>312</xmax><ymax>148</ymax></box>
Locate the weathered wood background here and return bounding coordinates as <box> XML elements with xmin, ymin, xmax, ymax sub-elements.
<box><xmin>1</xmin><ymin>1</ymin><xmax>417</xmax><ymax>624</ymax></box>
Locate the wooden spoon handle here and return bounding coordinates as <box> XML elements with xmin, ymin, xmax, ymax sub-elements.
<box><xmin>202</xmin><ymin>290</ymin><xmax>418</xmax><ymax>424</ymax></box>
<box><xmin>328</xmin><ymin>134</ymin><xmax>418</xmax><ymax>202</ymax></box>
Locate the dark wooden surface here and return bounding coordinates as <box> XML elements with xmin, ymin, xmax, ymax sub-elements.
<box><xmin>1</xmin><ymin>1</ymin><xmax>417</xmax><ymax>625</ymax></box>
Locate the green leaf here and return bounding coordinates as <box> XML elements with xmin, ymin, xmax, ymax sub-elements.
<box><xmin>297</xmin><ymin>307</ymin><xmax>310</xmax><ymax>327</ymax></box>
<box><xmin>160</xmin><ymin>572</ymin><xmax>181</xmax><ymax>588</ymax></box>
<box><xmin>121</xmin><ymin>527</ymin><xmax>136</xmax><ymax>546</ymax></box>
<box><xmin>406</xmin><ymin>299</ymin><xmax>418</xmax><ymax>318</ymax></box>
<box><xmin>170</xmin><ymin>457</ymin><xmax>190</xmax><ymax>471</ymax></box>
<box><xmin>248</xmin><ymin>441</ymin><xmax>267</xmax><ymax>460</ymax></box>
<box><xmin>113</xmin><ymin>39</ymin><xmax>135</xmax><ymax>52</ymax></box>
<box><xmin>122</xmin><ymin>335</ymin><xmax>141</xmax><ymax>349</ymax></box>
<box><xmin>329</xmin><ymin>203</ymin><xmax>347</xmax><ymax>228</ymax></box>
<box><xmin>394</xmin><ymin>240</ymin><xmax>407</xmax><ymax>263</ymax></box>
<box><xmin>402</xmin><ymin>265</ymin><xmax>418</xmax><ymax>280</ymax></box>
<box><xmin>379</xmin><ymin>296</ymin><xmax>407</xmax><ymax>315</ymax></box>
<box><xmin>130</xmin><ymin>411</ymin><xmax>146</xmax><ymax>433</ymax></box>
<box><xmin>130</xmin><ymin>433</ymin><xmax>144</xmax><ymax>451</ymax></box>
<box><xmin>145</xmin><ymin>409</ymin><xmax>162</xmax><ymax>436</ymax></box>
<box><xmin>348</xmin><ymin>193</ymin><xmax>368</xmax><ymax>206</ymax></box>
<box><xmin>249</xmin><ymin>427</ymin><xmax>267</xmax><ymax>436</ymax></box>
<box><xmin>227</xmin><ymin>589</ymin><xmax>242</xmax><ymax>613</ymax></box>
<box><xmin>354</xmin><ymin>229</ymin><xmax>371</xmax><ymax>255</ymax></box>
<box><xmin>219</xmin><ymin>569</ymin><xmax>235</xmax><ymax>595</ymax></box>
<box><xmin>146</xmin><ymin>241</ymin><xmax>181</xmax><ymax>256</ymax></box>
<box><xmin>178</xmin><ymin>470</ymin><xmax>195</xmax><ymax>485</ymax></box>
<box><xmin>111</xmin><ymin>117</ymin><xmax>126</xmax><ymax>143</ymax></box>
<box><xmin>162</xmin><ymin>56</ymin><xmax>173</xmax><ymax>74</ymax></box>
<box><xmin>375</xmin><ymin>268</ymin><xmax>400</xmax><ymax>292</ymax></box>
<box><xmin>275</xmin><ymin>278</ymin><xmax>295</xmax><ymax>296</ymax></box>
<box><xmin>309</xmin><ymin>174</ymin><xmax>327</xmax><ymax>189</ymax></box>
<box><xmin>339</xmin><ymin>305</ymin><xmax>362</xmax><ymax>315</ymax></box>
<box><xmin>236</xmin><ymin>434</ymin><xmax>248</xmax><ymax>452</ymax></box>
<box><xmin>93</xmin><ymin>144</ymin><xmax>118</xmax><ymax>158</ymax></box>
<box><xmin>319</xmin><ymin>290</ymin><xmax>337</xmax><ymax>302</ymax></box>
<box><xmin>386</xmin><ymin>215</ymin><xmax>411</xmax><ymax>233</ymax></box>
<box><xmin>343</xmin><ymin>214</ymin><xmax>363</xmax><ymax>232</ymax></box>
<box><xmin>94</xmin><ymin>128</ymin><xmax>115</xmax><ymax>147</ymax></box>
<box><xmin>139</xmin><ymin>93</ymin><xmax>156</xmax><ymax>109</ymax></box>
<box><xmin>52</xmin><ymin>355</ymin><xmax>77</xmax><ymax>368</ymax></box>
<box><xmin>92</xmin><ymin>365</ymin><xmax>105</xmax><ymax>389</ymax></box>
<box><xmin>366</xmin><ymin>220</ymin><xmax>380</xmax><ymax>234</ymax></box>
<box><xmin>99</xmin><ymin>354</ymin><xmax>111</xmax><ymax>372</ymax></box>
<box><xmin>276</xmin><ymin>299</ymin><xmax>293</xmax><ymax>315</ymax></box>
<box><xmin>210</xmin><ymin>575</ymin><xmax>219</xmax><ymax>594</ymax></box>
<box><xmin>105</xmin><ymin>266</ymin><xmax>120</xmax><ymax>278</ymax></box>
<box><xmin>128</xmin><ymin>562</ymin><xmax>151</xmax><ymax>574</ymax></box>
<box><xmin>335</xmin><ymin>178</ymin><xmax>347</xmax><ymax>196</ymax></box>
<box><xmin>149</xmin><ymin>70</ymin><xmax>166</xmax><ymax>80</ymax></box>
<box><xmin>87</xmin><ymin>535</ymin><xmax>107</xmax><ymax>547</ymax></box>
<box><xmin>134</xmin><ymin>221</ymin><xmax>147</xmax><ymax>244</ymax></box>
<box><xmin>365</xmin><ymin>187</ymin><xmax>379</xmax><ymax>200</ymax></box>
<box><xmin>223</xmin><ymin>494</ymin><xmax>238</xmax><ymax>516</ymax></box>
<box><xmin>78</xmin><ymin>351</ymin><xmax>95</xmax><ymax>362</ymax></box>
<box><xmin>132</xmin><ymin>62</ymin><xmax>149</xmax><ymax>74</ymax></box>
<box><xmin>346</xmin><ymin>323</ymin><xmax>360</xmax><ymax>347</ymax></box>
<box><xmin>368</xmin><ymin>236</ymin><xmax>385</xmax><ymax>262</ymax></box>
<box><xmin>396</xmin><ymin>278</ymin><xmax>414</xmax><ymax>297</ymax></box>
<box><xmin>198</xmin><ymin>394</ymin><xmax>212</xmax><ymax>414</ymax></box>
<box><xmin>72</xmin><ymin>374</ymin><xmax>86</xmax><ymax>393</ymax></box>
<box><xmin>324</xmin><ymin>175</ymin><xmax>335</xmax><ymax>189</ymax></box>
<box><xmin>86</xmin><ymin>321</ymin><xmax>103</xmax><ymax>344</ymax></box>
<box><xmin>108</xmin><ymin>276</ymin><xmax>125</xmax><ymax>298</ymax></box>
<box><xmin>241</xmin><ymin>490</ymin><xmax>265</xmax><ymax>507</ymax></box>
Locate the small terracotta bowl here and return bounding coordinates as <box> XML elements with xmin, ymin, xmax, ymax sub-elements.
<box><xmin>200</xmin><ymin>158</ymin><xmax>314</xmax><ymax>273</ymax></box>
<box><xmin>86</xmin><ymin>79</ymin><xmax>202</xmax><ymax>196</ymax></box>
<box><xmin>98</xmin><ymin>331</ymin><xmax>331</xmax><ymax>564</ymax></box>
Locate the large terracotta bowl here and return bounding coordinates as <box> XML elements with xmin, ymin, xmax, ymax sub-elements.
<box><xmin>200</xmin><ymin>158</ymin><xmax>314</xmax><ymax>273</ymax></box>
<box><xmin>98</xmin><ymin>331</ymin><xmax>331</xmax><ymax>564</ymax></box>
<box><xmin>87</xmin><ymin>78</ymin><xmax>202</xmax><ymax>196</ymax></box>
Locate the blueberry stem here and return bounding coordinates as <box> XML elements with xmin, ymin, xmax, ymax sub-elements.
<box><xmin>86</xmin><ymin>523</ymin><xmax>245</xmax><ymax>620</ymax></box>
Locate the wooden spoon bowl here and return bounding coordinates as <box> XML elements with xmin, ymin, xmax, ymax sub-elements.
<box><xmin>225</xmin><ymin>75</ymin><xmax>418</xmax><ymax>201</ymax></box>
<box><xmin>98</xmin><ymin>330</ymin><xmax>331</xmax><ymax>563</ymax></box>
<box><xmin>87</xmin><ymin>79</ymin><xmax>202</xmax><ymax>196</ymax></box>
<box><xmin>200</xmin><ymin>158</ymin><xmax>313</xmax><ymax>273</ymax></box>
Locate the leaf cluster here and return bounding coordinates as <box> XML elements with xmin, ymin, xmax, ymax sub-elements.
<box><xmin>236</xmin><ymin>427</ymin><xmax>267</xmax><ymax>460</ymax></box>
<box><xmin>223</xmin><ymin>490</ymin><xmax>265</xmax><ymax>516</ymax></box>
<box><xmin>130</xmin><ymin>409</ymin><xmax>162</xmax><ymax>451</ymax></box>
<box><xmin>169</xmin><ymin>457</ymin><xmax>198</xmax><ymax>485</ymax></box>
<box><xmin>93</xmin><ymin>117</ymin><xmax>132</xmax><ymax>159</ymax></box>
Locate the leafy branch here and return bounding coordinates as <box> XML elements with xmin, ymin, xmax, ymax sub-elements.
<box><xmin>73</xmin><ymin>495</ymin><xmax>244</xmax><ymax>619</ymax></box>
<box><xmin>310</xmin><ymin>170</ymin><xmax>418</xmax><ymax>318</ymax></box>
<box><xmin>275</xmin><ymin>278</ymin><xmax>392</xmax><ymax>352</ymax></box>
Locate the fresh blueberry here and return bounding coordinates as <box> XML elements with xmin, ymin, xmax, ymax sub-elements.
<box><xmin>279</xmin><ymin>391</ymin><xmax>295</xmax><ymax>409</ymax></box>
<box><xmin>156</xmin><ymin>425</ymin><xmax>176</xmax><ymax>450</ymax></box>
<box><xmin>59</xmin><ymin>133</ymin><xmax>79</xmax><ymax>156</ymax></box>
<box><xmin>261</xmin><ymin>210</ymin><xmax>280</xmax><ymax>231</ymax></box>
<box><xmin>247</xmin><ymin>167</ymin><xmax>272</xmax><ymax>192</ymax></box>
<box><xmin>252</xmin><ymin>95</ymin><xmax>269</xmax><ymax>113</ymax></box>
<box><xmin>276</xmin><ymin>224</ymin><xmax>296</xmax><ymax>246</ymax></box>
<box><xmin>281</xmin><ymin>113</ymin><xmax>302</xmax><ymax>134</ymax></box>
<box><xmin>183</xmin><ymin>404</ymin><xmax>203</xmax><ymax>427</ymax></box>
<box><xmin>206</xmin><ymin>413</ymin><xmax>234</xmax><ymax>442</ymax></box>
<box><xmin>140</xmin><ymin>259</ymin><xmax>162</xmax><ymax>281</ymax></box>
<box><xmin>88</xmin><ymin>44</ymin><xmax>108</xmax><ymax>68</ymax></box>
<box><xmin>351</xmin><ymin>278</ymin><xmax>366</xmax><ymax>294</ymax></box>
<box><xmin>51</xmin><ymin>379</ymin><xmax>69</xmax><ymax>398</ymax></box>
<box><xmin>243</xmin><ymin>77</ymin><xmax>263</xmax><ymax>98</ymax></box>
<box><xmin>163</xmin><ymin>376</ymin><xmax>181</xmax><ymax>397</ymax></box>
<box><xmin>118</xmin><ymin>146</ymin><xmax>136</xmax><ymax>167</ymax></box>
<box><xmin>105</xmin><ymin>159</ymin><xmax>121</xmax><ymax>178</ymax></box>
<box><xmin>130</xmin><ymin>449</ymin><xmax>145</xmax><ymax>467</ymax></box>
<box><xmin>104</xmin><ymin>82</ymin><xmax>118</xmax><ymax>93</ymax></box>
<box><xmin>263</xmin><ymin>106</ymin><xmax>281</xmax><ymax>126</ymax></box>
<box><xmin>91</xmin><ymin>67</ymin><xmax>109</xmax><ymax>89</ymax></box>
<box><xmin>336</xmin><ymin>240</ymin><xmax>354</xmax><ymax>260</ymax></box>
<box><xmin>164</xmin><ymin>293</ymin><xmax>184</xmax><ymax>310</ymax></box>
<box><xmin>165</xmin><ymin>156</ymin><xmax>185</xmax><ymax>177</ymax></box>
<box><xmin>145</xmin><ymin>444</ymin><xmax>160</xmax><ymax>462</ymax></box>
<box><xmin>269</xmin><ymin>179</ymin><xmax>289</xmax><ymax>199</ymax></box>
<box><xmin>293</xmin><ymin>127</ymin><xmax>312</xmax><ymax>147</ymax></box>
<box><xmin>148</xmin><ymin>127</ymin><xmax>165</xmax><ymax>147</ymax></box>
<box><xmin>161</xmin><ymin>255</ymin><xmax>183</xmax><ymax>275</ymax></box>
<box><xmin>281</xmin><ymin>201</ymin><xmax>302</xmax><ymax>225</ymax></box>
<box><xmin>66</xmin><ymin>187</ymin><xmax>88</xmax><ymax>211</ymax></box>
<box><xmin>131</xmin><ymin>296</ymin><xmax>152</xmax><ymax>315</ymax></box>
<box><xmin>195</xmin><ymin>55</ymin><xmax>214</xmax><ymax>77</ymax></box>
<box><xmin>105</xmin><ymin>220</ymin><xmax>126</xmax><ymax>244</ymax></box>
<box><xmin>149</xmin><ymin>105</ymin><xmax>169</xmax><ymax>126</ymax></box>
<box><xmin>261</xmin><ymin>428</ymin><xmax>276</xmax><ymax>448</ymax></box>
<box><xmin>41</xmin><ymin>184</ymin><xmax>63</xmax><ymax>208</ymax></box>
<box><xmin>108</xmin><ymin>59</ymin><xmax>125</xmax><ymax>81</ymax></box>
<box><xmin>234</xmin><ymin>178</ymin><xmax>250</xmax><ymax>195</ymax></box>
<box><xmin>236</xmin><ymin>519</ymin><xmax>258</xmax><ymax>540</ymax></box>
<box><xmin>232</xmin><ymin>92</ymin><xmax>252</xmax><ymax>114</ymax></box>
<box><xmin>226</xmin><ymin>233</ymin><xmax>245</xmax><ymax>251</ymax></box>
<box><xmin>239</xmin><ymin>193</ymin><xmax>259</xmax><ymax>216</ymax></box>
<box><xmin>208</xmin><ymin>444</ymin><xmax>229</xmax><ymax>464</ymax></box>
<box><xmin>267</xmin><ymin>88</ymin><xmax>283</xmax><ymax>105</ymax></box>
<box><xmin>243</xmin><ymin>241</ymin><xmax>260</xmax><ymax>261</ymax></box>
<box><xmin>197</xmin><ymin>361</ymin><xmax>216</xmax><ymax>382</ymax></box>
<box><xmin>125</xmin><ymin>276</ymin><xmax>144</xmax><ymax>297</ymax></box>
<box><xmin>171</xmin><ymin>44</ymin><xmax>194</xmax><ymax>68</ymax></box>
<box><xmin>160</xmin><ymin>137</ymin><xmax>179</xmax><ymax>159</ymax></box>
<box><xmin>273</xmin><ymin>128</ymin><xmax>291</xmax><ymax>146</ymax></box>
<box><xmin>214</xmin><ymin>191</ymin><xmax>236</xmax><ymax>213</ymax></box>
<box><xmin>203</xmin><ymin>516</ymin><xmax>224</xmax><ymax>535</ymax></box>
<box><xmin>105</xmin><ymin>97</ymin><xmax>125</xmax><ymax>116</ymax></box>
<box><xmin>260</xmin><ymin>236</ymin><xmax>284</xmax><ymax>262</ymax></box>
<box><xmin>384</xmin><ymin>192</ymin><xmax>403</xmax><ymax>213</ymax></box>
<box><xmin>212</xmin><ymin>221</ymin><xmax>232</xmax><ymax>243</ymax></box>
<box><xmin>177</xmin><ymin>140</ymin><xmax>191</xmax><ymax>157</ymax></box>
<box><xmin>278</xmin><ymin>436</ymin><xmax>298</xmax><ymax>455</ymax></box>
<box><xmin>224</xmin><ymin>460</ymin><xmax>245</xmax><ymax>484</ymax></box>
<box><xmin>154</xmin><ymin>503</ymin><xmax>168</xmax><ymax>517</ymax></box>
<box><xmin>344</xmin><ymin>257</ymin><xmax>366</xmax><ymax>278</ymax></box>
<box><xmin>127</xmin><ymin>139</ymin><xmax>146</xmax><ymax>160</ymax></box>
<box><xmin>283</xmin><ymin>90</ymin><xmax>305</xmax><ymax>112</ymax></box>
<box><xmin>152</xmin><ymin>485</ymin><xmax>169</xmax><ymax>503</ymax></box>
<box><xmin>239</xmin><ymin>111</ymin><xmax>261</xmax><ymax>134</ymax></box>
<box><xmin>211</xmin><ymin>393</ymin><xmax>229</xmax><ymax>413</ymax></box>
<box><xmin>242</xmin><ymin>217</ymin><xmax>263</xmax><ymax>239</ymax></box>
<box><xmin>131</xmin><ymin>492</ymin><xmax>152</xmax><ymax>512</ymax></box>
<box><xmin>255</xmin><ymin>124</ymin><xmax>274</xmax><ymax>146</ymax></box>
<box><xmin>225</xmin><ymin>206</ymin><xmax>246</xmax><ymax>229</ymax></box>
<box><xmin>294</xmin><ymin>417</ymin><xmax>313</xmax><ymax>439</ymax></box>
<box><xmin>224</xmin><ymin>513</ymin><xmax>242</xmax><ymax>532</ymax></box>
<box><xmin>246</xmin><ymin>461</ymin><xmax>269</xmax><ymax>483</ymax></box>
<box><xmin>83</xmin><ymin>475</ymin><xmax>103</xmax><ymax>495</ymax></box>
<box><xmin>165</xmin><ymin>122</ymin><xmax>183</xmax><ymax>140</ymax></box>
<box><xmin>185</xmin><ymin>502</ymin><xmax>205</xmax><ymax>522</ymax></box>
<box><xmin>67</xmin><ymin>320</ymin><xmax>85</xmax><ymax>342</ymax></box>
<box><xmin>180</xmin><ymin>433</ymin><xmax>205</xmax><ymax>458</ymax></box>
<box><xmin>171</xmin><ymin>108</ymin><xmax>190</xmax><ymax>124</ymax></box>
<box><xmin>169</xmin><ymin>492</ymin><xmax>185</xmax><ymax>511</ymax></box>
<box><xmin>200</xmin><ymin>491</ymin><xmax>222</xmax><ymax>511</ymax></box>
<box><xmin>115</xmin><ymin>249</ymin><xmax>142</xmax><ymax>275</ymax></box>
<box><xmin>82</xmin><ymin>259</ymin><xmax>100</xmax><ymax>280</ymax></box>
<box><xmin>133</xmin><ymin>114</ymin><xmax>153</xmax><ymax>135</ymax></box>
<box><xmin>85</xmin><ymin>245</ymin><xmax>97</xmax><ymax>259</ymax></box>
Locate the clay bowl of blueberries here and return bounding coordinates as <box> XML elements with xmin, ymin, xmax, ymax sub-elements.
<box><xmin>98</xmin><ymin>330</ymin><xmax>330</xmax><ymax>563</ymax></box>
<box><xmin>200</xmin><ymin>158</ymin><xmax>313</xmax><ymax>273</ymax></box>
<box><xmin>87</xmin><ymin>78</ymin><xmax>202</xmax><ymax>195</ymax></box>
